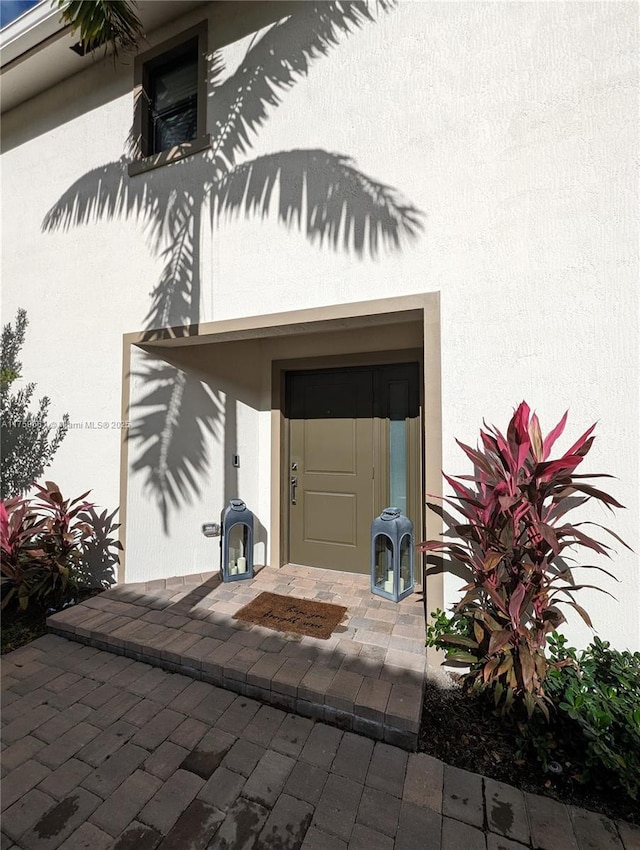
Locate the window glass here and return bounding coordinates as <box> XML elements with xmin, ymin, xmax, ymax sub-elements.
<box><xmin>150</xmin><ymin>46</ymin><xmax>198</xmax><ymax>153</ymax></box>
<box><xmin>389</xmin><ymin>380</ymin><xmax>408</xmax><ymax>515</ymax></box>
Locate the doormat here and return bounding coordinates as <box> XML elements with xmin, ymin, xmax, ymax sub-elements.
<box><xmin>234</xmin><ymin>592</ymin><xmax>347</xmax><ymax>640</ymax></box>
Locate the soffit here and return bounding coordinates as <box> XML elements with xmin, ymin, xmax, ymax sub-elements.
<box><xmin>131</xmin><ymin>296</ymin><xmax>434</xmax><ymax>350</ymax></box>
<box><xmin>0</xmin><ymin>0</ymin><xmax>208</xmax><ymax>114</ymax></box>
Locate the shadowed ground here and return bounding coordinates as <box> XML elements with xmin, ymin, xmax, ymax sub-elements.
<box><xmin>2</xmin><ymin>633</ymin><xmax>636</xmax><ymax>849</ymax></box>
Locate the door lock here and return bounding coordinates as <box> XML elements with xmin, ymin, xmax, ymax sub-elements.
<box><xmin>290</xmin><ymin>476</ymin><xmax>298</xmax><ymax>505</ymax></box>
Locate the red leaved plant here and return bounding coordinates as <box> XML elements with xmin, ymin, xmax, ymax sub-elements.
<box><xmin>0</xmin><ymin>496</ymin><xmax>50</xmax><ymax>609</ymax></box>
<box><xmin>420</xmin><ymin>402</ymin><xmax>629</xmax><ymax>718</ymax></box>
<box><xmin>0</xmin><ymin>481</ymin><xmax>108</xmax><ymax>611</ymax></box>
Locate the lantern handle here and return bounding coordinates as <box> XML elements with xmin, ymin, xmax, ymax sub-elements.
<box><xmin>380</xmin><ymin>507</ymin><xmax>401</xmax><ymax>520</ymax></box>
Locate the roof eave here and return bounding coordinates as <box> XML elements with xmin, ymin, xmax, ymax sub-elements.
<box><xmin>0</xmin><ymin>1</ymin><xmax>66</xmax><ymax>69</ymax></box>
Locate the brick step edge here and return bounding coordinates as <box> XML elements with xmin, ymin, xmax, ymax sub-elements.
<box><xmin>46</xmin><ymin>619</ymin><xmax>419</xmax><ymax>752</ymax></box>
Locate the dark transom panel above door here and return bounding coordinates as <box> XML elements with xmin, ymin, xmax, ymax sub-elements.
<box><xmin>285</xmin><ymin>363</ymin><xmax>421</xmax><ymax>573</ymax></box>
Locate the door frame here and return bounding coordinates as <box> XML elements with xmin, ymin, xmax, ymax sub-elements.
<box><xmin>273</xmin><ymin>349</ymin><xmax>424</xmax><ymax>569</ymax></box>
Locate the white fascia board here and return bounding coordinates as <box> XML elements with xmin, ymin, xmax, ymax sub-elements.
<box><xmin>0</xmin><ymin>1</ymin><xmax>65</xmax><ymax>68</ymax></box>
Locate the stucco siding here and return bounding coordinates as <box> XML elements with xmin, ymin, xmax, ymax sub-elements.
<box><xmin>1</xmin><ymin>1</ymin><xmax>638</xmax><ymax>650</ymax></box>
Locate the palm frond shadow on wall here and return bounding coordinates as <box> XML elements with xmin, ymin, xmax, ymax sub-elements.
<box><xmin>42</xmin><ymin>1</ymin><xmax>424</xmax><ymax>533</ymax></box>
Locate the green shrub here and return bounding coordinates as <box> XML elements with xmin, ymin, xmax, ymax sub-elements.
<box><xmin>1</xmin><ymin>309</ymin><xmax>69</xmax><ymax>500</ymax></box>
<box><xmin>428</xmin><ymin>609</ymin><xmax>640</xmax><ymax>800</ymax></box>
<box><xmin>521</xmin><ymin>633</ymin><xmax>640</xmax><ymax>800</ymax></box>
<box><xmin>426</xmin><ymin>608</ymin><xmax>474</xmax><ymax>650</ymax></box>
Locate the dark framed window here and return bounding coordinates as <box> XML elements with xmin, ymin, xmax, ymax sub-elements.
<box><xmin>130</xmin><ymin>21</ymin><xmax>209</xmax><ymax>175</ymax></box>
<box><xmin>145</xmin><ymin>38</ymin><xmax>198</xmax><ymax>155</ymax></box>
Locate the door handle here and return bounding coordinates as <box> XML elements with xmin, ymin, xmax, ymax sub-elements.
<box><xmin>290</xmin><ymin>476</ymin><xmax>298</xmax><ymax>505</ymax></box>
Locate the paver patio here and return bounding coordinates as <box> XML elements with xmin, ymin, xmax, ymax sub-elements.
<box><xmin>2</xmin><ymin>634</ymin><xmax>637</xmax><ymax>850</ymax></box>
<box><xmin>45</xmin><ymin>566</ymin><xmax>428</xmax><ymax>750</ymax></box>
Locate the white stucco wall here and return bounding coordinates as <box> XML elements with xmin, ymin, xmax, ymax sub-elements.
<box><xmin>1</xmin><ymin>1</ymin><xmax>638</xmax><ymax>651</ymax></box>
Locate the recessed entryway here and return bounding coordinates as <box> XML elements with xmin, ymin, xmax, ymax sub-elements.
<box><xmin>121</xmin><ymin>292</ymin><xmax>441</xmax><ymax>618</ymax></box>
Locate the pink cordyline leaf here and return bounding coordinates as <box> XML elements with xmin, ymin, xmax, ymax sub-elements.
<box><xmin>509</xmin><ymin>401</ymin><xmax>531</xmax><ymax>442</ymax></box>
<box><xmin>564</xmin><ymin>600</ymin><xmax>594</xmax><ymax>628</ymax></box>
<box><xmin>449</xmin><ymin>503</ymin><xmax>482</xmax><ymax>527</ymax></box>
<box><xmin>542</xmin><ymin>410</ymin><xmax>568</xmax><ymax>460</ymax></box>
<box><xmin>449</xmin><ymin>545</ymin><xmax>475</xmax><ymax>565</ymax></box>
<box><xmin>517</xmin><ymin>439</ymin><xmax>531</xmax><ymax>473</ymax></box>
<box><xmin>482</xmin><ymin>551</ymin><xmax>503</xmax><ymax>572</ymax></box>
<box><xmin>555</xmin><ymin>525</ymin><xmax>611</xmax><ymax>556</ymax></box>
<box><xmin>551</xmin><ymin>583</ymin><xmax>617</xmax><ymax>600</ymax></box>
<box><xmin>565</xmin><ymin>422</ymin><xmax>597</xmax><ymax>457</ymax></box>
<box><xmin>519</xmin><ymin>644</ymin><xmax>535</xmax><ymax>692</ymax></box>
<box><xmin>528</xmin><ymin>413</ymin><xmax>544</xmax><ymax>462</ymax></box>
<box><xmin>480</xmin><ymin>504</ymin><xmax>495</xmax><ymax>526</ymax></box>
<box><xmin>508</xmin><ymin>582</ymin><xmax>526</xmax><ymax>629</ymax></box>
<box><xmin>555</xmin><ymin>562</ymin><xmax>618</xmax><ymax>582</ymax></box>
<box><xmin>455</xmin><ymin>440</ymin><xmax>495</xmax><ymax>477</ymax></box>
<box><xmin>0</xmin><ymin>502</ymin><xmax>10</xmax><ymax>551</ymax></box>
<box><xmin>498</xmin><ymin>493</ymin><xmax>519</xmax><ymax>512</ymax></box>
<box><xmin>488</xmin><ymin>629</ymin><xmax>512</xmax><ymax>656</ymax></box>
<box><xmin>485</xmin><ymin>583</ymin><xmax>509</xmax><ymax>615</ymax></box>
<box><xmin>69</xmin><ymin>490</ymin><xmax>92</xmax><ymax>506</ymax></box>
<box><xmin>541</xmin><ymin>607</ymin><xmax>566</xmax><ymax>628</ymax></box>
<box><xmin>535</xmin><ymin>522</ymin><xmax>560</xmax><ymax>556</ymax></box>
<box><xmin>480</xmin><ymin>428</ymin><xmax>501</xmax><ymax>461</ymax></box>
<box><xmin>494</xmin><ymin>430</ymin><xmax>517</xmax><ymax>477</ymax></box>
<box><xmin>566</xmin><ymin>483</ymin><xmax>625</xmax><ymax>509</ymax></box>
<box><xmin>568</xmin><ymin>473</ymin><xmax>616</xmax><ymax>480</ymax></box>
<box><xmin>435</xmin><ymin>495</ymin><xmax>477</xmax><ymax>523</ymax></box>
<box><xmin>572</xmin><ymin>436</ymin><xmax>596</xmax><ymax>459</ymax></box>
<box><xmin>418</xmin><ymin>540</ymin><xmax>447</xmax><ymax>552</ymax></box>
<box><xmin>511</xmin><ymin>507</ymin><xmax>530</xmax><ymax>536</ymax></box>
<box><xmin>572</xmin><ymin>521</ymin><xmax>633</xmax><ymax>551</ymax></box>
<box><xmin>544</xmin><ymin>495</ymin><xmax>589</xmax><ymax>524</ymax></box>
<box><xmin>423</xmin><ymin>501</ymin><xmax>449</xmax><ymax>522</ymax></box>
<box><xmin>508</xmin><ymin>402</ymin><xmax>532</xmax><ymax>470</ymax></box>
<box><xmin>443</xmin><ymin>473</ymin><xmax>483</xmax><ymax>507</ymax></box>
<box><xmin>535</xmin><ymin>455</ymin><xmax>583</xmax><ymax>481</ymax></box>
<box><xmin>425</xmin><ymin>495</ymin><xmax>473</xmax><ymax>522</ymax></box>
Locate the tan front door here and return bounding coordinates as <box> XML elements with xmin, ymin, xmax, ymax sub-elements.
<box><xmin>286</xmin><ymin>363</ymin><xmax>420</xmax><ymax>573</ymax></box>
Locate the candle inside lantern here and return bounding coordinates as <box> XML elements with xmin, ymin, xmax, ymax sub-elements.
<box><xmin>237</xmin><ymin>556</ymin><xmax>247</xmax><ymax>574</ymax></box>
<box><xmin>230</xmin><ymin>564</ymin><xmax>239</xmax><ymax>575</ymax></box>
<box><xmin>399</xmin><ymin>577</ymin><xmax>405</xmax><ymax>592</ymax></box>
<box><xmin>384</xmin><ymin>568</ymin><xmax>395</xmax><ymax>593</ymax></box>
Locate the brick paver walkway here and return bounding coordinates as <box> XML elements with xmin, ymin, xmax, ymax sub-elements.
<box><xmin>45</xmin><ymin>567</ymin><xmax>427</xmax><ymax>750</ymax></box>
<box><xmin>2</xmin><ymin>635</ymin><xmax>638</xmax><ymax>850</ymax></box>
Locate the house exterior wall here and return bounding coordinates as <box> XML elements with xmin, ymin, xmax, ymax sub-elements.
<box><xmin>1</xmin><ymin>1</ymin><xmax>638</xmax><ymax>651</ymax></box>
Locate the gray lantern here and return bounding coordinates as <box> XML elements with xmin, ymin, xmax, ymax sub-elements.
<box><xmin>220</xmin><ymin>499</ymin><xmax>254</xmax><ymax>582</ymax></box>
<box><xmin>371</xmin><ymin>507</ymin><xmax>414</xmax><ymax>602</ymax></box>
